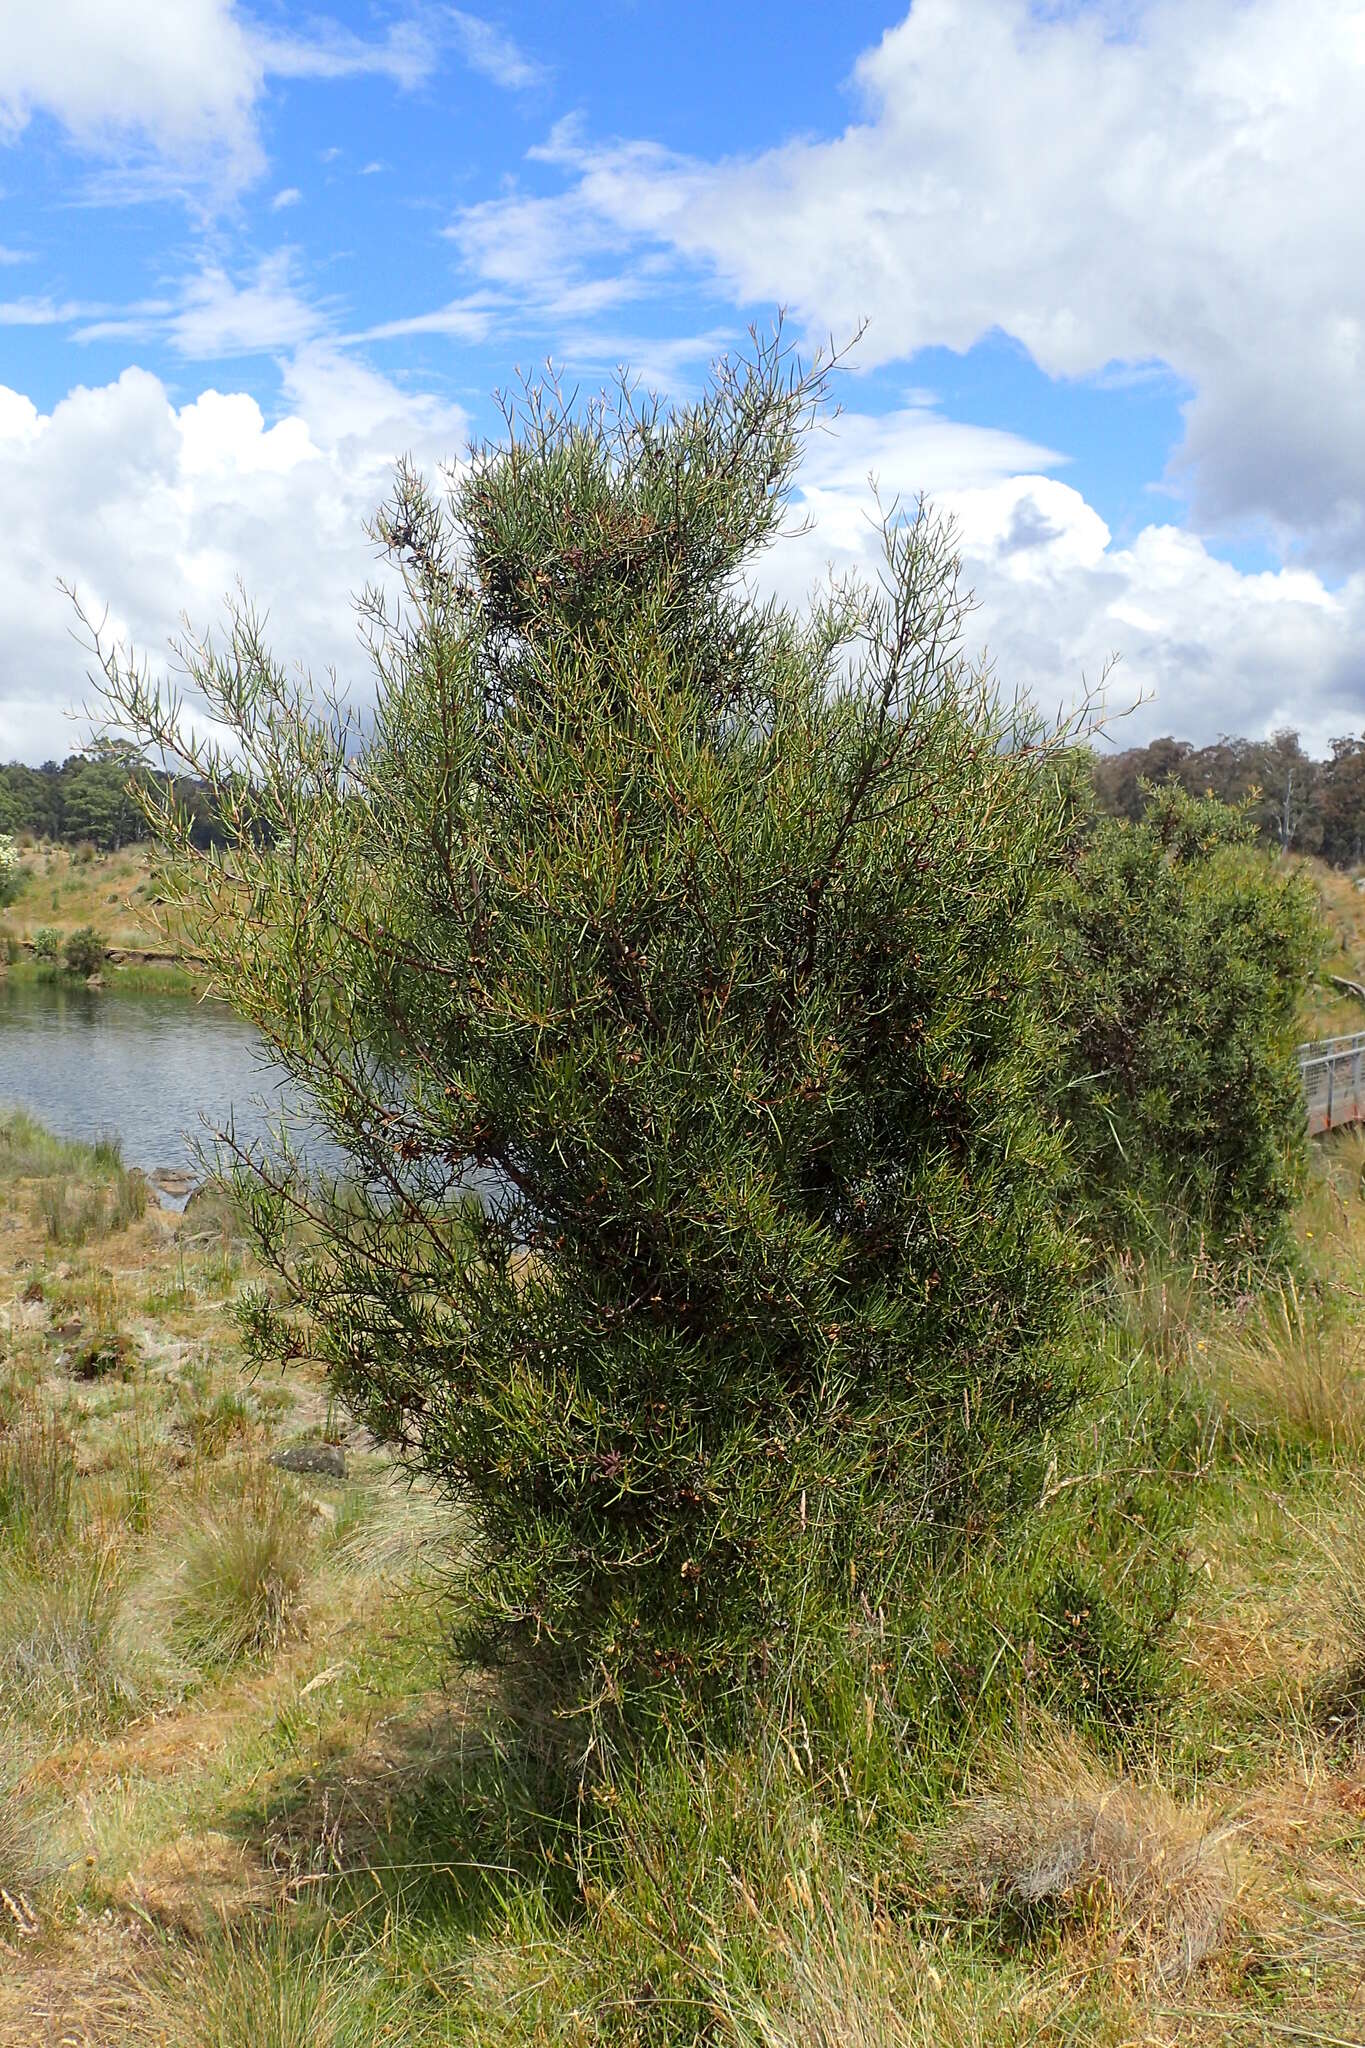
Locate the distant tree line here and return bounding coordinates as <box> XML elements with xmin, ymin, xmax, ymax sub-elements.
<box><xmin>1089</xmin><ymin>728</ymin><xmax>1365</xmax><ymax>864</ymax></box>
<box><xmin>8</xmin><ymin>728</ymin><xmax>1361</xmax><ymax>864</ymax></box>
<box><xmin>0</xmin><ymin>741</ymin><xmax>226</xmax><ymax>851</ymax></box>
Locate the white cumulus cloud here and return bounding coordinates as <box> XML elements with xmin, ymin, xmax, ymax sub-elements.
<box><xmin>450</xmin><ymin>0</ymin><xmax>1365</xmax><ymax>568</ymax></box>
<box><xmin>0</xmin><ymin>0</ymin><xmax>449</xmax><ymax>194</ymax></box>
<box><xmin>0</xmin><ymin>354</ymin><xmax>468</xmax><ymax>762</ymax></box>
<box><xmin>1</xmin><ymin>367</ymin><xmax>1359</xmax><ymax>767</ymax></box>
<box><xmin>768</xmin><ymin>411</ymin><xmax>1365</xmax><ymax>756</ymax></box>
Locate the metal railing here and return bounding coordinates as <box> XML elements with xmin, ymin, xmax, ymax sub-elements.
<box><xmin>1298</xmin><ymin>1030</ymin><xmax>1365</xmax><ymax>1134</ymax></box>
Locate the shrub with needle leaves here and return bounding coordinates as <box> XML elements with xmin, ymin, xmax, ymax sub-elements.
<box><xmin>96</xmin><ymin>329</ymin><xmax>1089</xmax><ymax>1736</ymax></box>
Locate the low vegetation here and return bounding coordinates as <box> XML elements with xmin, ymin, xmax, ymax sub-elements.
<box><xmin>169</xmin><ymin>1476</ymin><xmax>310</xmax><ymax>1667</ymax></box>
<box><xmin>0</xmin><ymin>1085</ymin><xmax>1363</xmax><ymax>2040</ymax></box>
<box><xmin>930</xmin><ymin>1728</ymin><xmax>1239</xmax><ymax>1984</ymax></box>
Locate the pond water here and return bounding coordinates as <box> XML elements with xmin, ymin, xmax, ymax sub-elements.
<box><xmin>0</xmin><ymin>975</ymin><xmax>334</xmax><ymax>1187</ymax></box>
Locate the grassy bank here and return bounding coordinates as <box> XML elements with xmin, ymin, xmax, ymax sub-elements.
<box><xmin>0</xmin><ymin>1110</ymin><xmax>1362</xmax><ymax>2042</ymax></box>
<box><xmin>1</xmin><ymin>954</ymin><xmax>204</xmax><ymax>998</ymax></box>
<box><xmin>0</xmin><ymin>842</ymin><xmax>205</xmax><ymax>991</ymax></box>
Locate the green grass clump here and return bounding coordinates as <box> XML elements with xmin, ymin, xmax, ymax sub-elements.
<box><xmin>0</xmin><ymin>1112</ymin><xmax>147</xmax><ymax>1243</ymax></box>
<box><xmin>140</xmin><ymin>1920</ymin><xmax>442</xmax><ymax>2048</ymax></box>
<box><xmin>68</xmin><ymin>1326</ymin><xmax>139</xmax><ymax>1383</ymax></box>
<box><xmin>185</xmin><ymin>1389</ymin><xmax>256</xmax><ymax>1459</ymax></box>
<box><xmin>0</xmin><ymin>1406</ymin><xmax>76</xmax><ymax>1551</ymax></box>
<box><xmin>0</xmin><ymin>1107</ymin><xmax>91</xmax><ymax>1179</ymax></box>
<box><xmin>37</xmin><ymin>1163</ymin><xmax>147</xmax><ymax>1246</ymax></box>
<box><xmin>0</xmin><ymin>1544</ymin><xmax>144</xmax><ymax>1736</ymax></box>
<box><xmin>171</xmin><ymin>1480</ymin><xmax>310</xmax><ymax>1667</ymax></box>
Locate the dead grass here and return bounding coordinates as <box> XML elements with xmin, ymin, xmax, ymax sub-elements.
<box><xmin>0</xmin><ymin>1746</ymin><xmax>42</xmax><ymax>1930</ymax></box>
<box><xmin>1196</xmin><ymin>1280</ymin><xmax>1365</xmax><ymax>1453</ymax></box>
<box><xmin>115</xmin><ymin>1829</ymin><xmax>272</xmax><ymax>1938</ymax></box>
<box><xmin>697</xmin><ymin>1904</ymin><xmax>1067</xmax><ymax>2048</ymax></box>
<box><xmin>0</xmin><ymin>1542</ymin><xmax>149</xmax><ymax>1737</ymax></box>
<box><xmin>928</xmin><ymin>1729</ymin><xmax>1241</xmax><ymax>1985</ymax></box>
<box><xmin>1291</xmin><ymin>1481</ymin><xmax>1365</xmax><ymax>1733</ymax></box>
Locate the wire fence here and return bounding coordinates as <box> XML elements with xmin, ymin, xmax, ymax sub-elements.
<box><xmin>1299</xmin><ymin>1030</ymin><xmax>1365</xmax><ymax>1134</ymax></box>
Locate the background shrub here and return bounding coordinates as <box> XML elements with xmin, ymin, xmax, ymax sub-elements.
<box><xmin>31</xmin><ymin>925</ymin><xmax>59</xmax><ymax>963</ymax></box>
<box><xmin>0</xmin><ymin>831</ymin><xmax>21</xmax><ymax>910</ymax></box>
<box><xmin>63</xmin><ymin>924</ymin><xmax>105</xmax><ymax>977</ymax></box>
<box><xmin>1048</xmin><ymin>781</ymin><xmax>1322</xmax><ymax>1266</ymax></box>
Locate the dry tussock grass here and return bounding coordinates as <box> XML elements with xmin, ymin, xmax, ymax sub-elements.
<box><xmin>1198</xmin><ymin>1281</ymin><xmax>1365</xmax><ymax>1453</ymax></box>
<box><xmin>115</xmin><ymin>1829</ymin><xmax>272</xmax><ymax>1938</ymax></box>
<box><xmin>929</xmin><ymin>1730</ymin><xmax>1241</xmax><ymax>1985</ymax></box>
<box><xmin>168</xmin><ymin>1472</ymin><xmax>311</xmax><ymax>1668</ymax></box>
<box><xmin>0</xmin><ymin>1757</ymin><xmax>41</xmax><ymax>1938</ymax></box>
<box><xmin>1107</xmin><ymin>1255</ymin><xmax>1216</xmax><ymax>1372</ymax></box>
<box><xmin>1298</xmin><ymin>1481</ymin><xmax>1365</xmax><ymax>1730</ymax></box>
<box><xmin>704</xmin><ymin>1906</ymin><xmax>1058</xmax><ymax>2048</ymax></box>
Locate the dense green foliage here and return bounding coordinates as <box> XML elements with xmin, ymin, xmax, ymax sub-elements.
<box><xmin>62</xmin><ymin>925</ymin><xmax>105</xmax><ymax>977</ymax></box>
<box><xmin>0</xmin><ymin>742</ymin><xmax>225</xmax><ymax>850</ymax></box>
<box><xmin>0</xmin><ymin>831</ymin><xmax>18</xmax><ymax>908</ymax></box>
<box><xmin>98</xmin><ymin>340</ymin><xmax>1089</xmax><ymax>1733</ymax></box>
<box><xmin>1050</xmin><ymin>782</ymin><xmax>1322</xmax><ymax>1262</ymax></box>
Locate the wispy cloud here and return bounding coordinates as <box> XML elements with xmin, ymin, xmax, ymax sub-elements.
<box><xmin>444</xmin><ymin>186</ymin><xmax>647</xmax><ymax>324</ymax></box>
<box><xmin>0</xmin><ymin>246</ymin><xmax>32</xmax><ymax>266</ymax></box>
<box><xmin>449</xmin><ymin>11</ymin><xmax>545</xmax><ymax>92</ymax></box>
<box><xmin>0</xmin><ymin>295</ymin><xmax>91</xmax><ymax>326</ymax></box>
<box><xmin>351</xmin><ymin>296</ymin><xmax>497</xmax><ymax>344</ymax></box>
<box><xmin>70</xmin><ymin>253</ymin><xmax>326</xmax><ymax>358</ymax></box>
<box><xmin>257</xmin><ymin>18</ymin><xmax>440</xmax><ymax>92</ymax></box>
<box><xmin>168</xmin><ymin>255</ymin><xmax>327</xmax><ymax>355</ymax></box>
<box><xmin>271</xmin><ymin>186</ymin><xmax>302</xmax><ymax>211</ymax></box>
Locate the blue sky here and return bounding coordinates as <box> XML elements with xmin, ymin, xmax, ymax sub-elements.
<box><xmin>1</xmin><ymin>0</ymin><xmax>1362</xmax><ymax>761</ymax></box>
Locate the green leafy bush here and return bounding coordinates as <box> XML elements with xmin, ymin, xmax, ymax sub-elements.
<box><xmin>1049</xmin><ymin>781</ymin><xmax>1322</xmax><ymax>1265</ymax></box>
<box><xmin>31</xmin><ymin>925</ymin><xmax>59</xmax><ymax>963</ymax></box>
<box><xmin>63</xmin><ymin>924</ymin><xmax>105</xmax><ymax>976</ymax></box>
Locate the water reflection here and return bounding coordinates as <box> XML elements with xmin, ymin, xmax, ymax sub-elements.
<box><xmin>0</xmin><ymin>974</ymin><xmax>336</xmax><ymax>1185</ymax></box>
